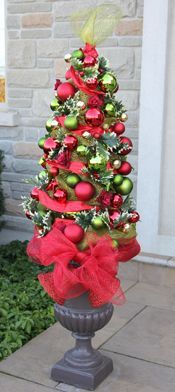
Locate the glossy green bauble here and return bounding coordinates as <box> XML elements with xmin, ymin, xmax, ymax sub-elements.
<box><xmin>99</xmin><ymin>72</ymin><xmax>118</xmax><ymax>93</ymax></box>
<box><xmin>66</xmin><ymin>174</ymin><xmax>80</xmax><ymax>188</ymax></box>
<box><xmin>45</xmin><ymin>118</ymin><xmax>53</xmax><ymax>132</ymax></box>
<box><xmin>72</xmin><ymin>49</ymin><xmax>84</xmax><ymax>60</ymax></box>
<box><xmin>38</xmin><ymin>170</ymin><xmax>47</xmax><ymax>180</ymax></box>
<box><xmin>38</xmin><ymin>137</ymin><xmax>46</xmax><ymax>149</ymax></box>
<box><xmin>113</xmin><ymin>174</ymin><xmax>124</xmax><ymax>187</ymax></box>
<box><xmin>116</xmin><ymin>178</ymin><xmax>133</xmax><ymax>195</ymax></box>
<box><xmin>50</xmin><ymin>98</ymin><xmax>59</xmax><ymax>111</ymax></box>
<box><xmin>77</xmin><ymin>145</ymin><xmax>88</xmax><ymax>156</ymax></box>
<box><xmin>91</xmin><ymin>216</ymin><xmax>105</xmax><ymax>230</ymax></box>
<box><xmin>89</xmin><ymin>155</ymin><xmax>106</xmax><ymax>171</ymax></box>
<box><xmin>104</xmin><ymin>103</ymin><xmax>116</xmax><ymax>117</ymax></box>
<box><xmin>64</xmin><ymin>115</ymin><xmax>78</xmax><ymax>130</ymax></box>
<box><xmin>45</xmin><ymin>118</ymin><xmax>58</xmax><ymax>132</ymax></box>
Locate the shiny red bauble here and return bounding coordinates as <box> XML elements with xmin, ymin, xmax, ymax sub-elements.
<box><xmin>26</xmin><ymin>211</ymin><xmax>32</xmax><ymax>220</ymax></box>
<box><xmin>64</xmin><ymin>223</ymin><xmax>84</xmax><ymax>243</ymax></box>
<box><xmin>75</xmin><ymin>181</ymin><xmax>95</xmax><ymax>201</ymax></box>
<box><xmin>118</xmin><ymin>161</ymin><xmax>132</xmax><ymax>175</ymax></box>
<box><xmin>44</xmin><ymin>137</ymin><xmax>57</xmax><ymax>151</ymax></box>
<box><xmin>57</xmin><ymin>82</ymin><xmax>76</xmax><ymax>101</ymax></box>
<box><xmin>85</xmin><ymin>108</ymin><xmax>104</xmax><ymax>127</ymax></box>
<box><xmin>112</xmin><ymin>194</ymin><xmax>123</xmax><ymax>209</ymax></box>
<box><xmin>65</xmin><ymin>68</ymin><xmax>72</xmax><ymax>80</ymax></box>
<box><xmin>63</xmin><ymin>135</ymin><xmax>78</xmax><ymax>150</ymax></box>
<box><xmin>30</xmin><ymin>186</ymin><xmax>39</xmax><ymax>200</ymax></box>
<box><xmin>110</xmin><ymin>210</ymin><xmax>121</xmax><ymax>224</ymax></box>
<box><xmin>54</xmin><ymin>189</ymin><xmax>67</xmax><ymax>203</ymax></box>
<box><xmin>84</xmin><ymin>55</ymin><xmax>96</xmax><ymax>67</ymax></box>
<box><xmin>129</xmin><ymin>211</ymin><xmax>140</xmax><ymax>223</ymax></box>
<box><xmin>113</xmin><ymin>122</ymin><xmax>125</xmax><ymax>135</ymax></box>
<box><xmin>48</xmin><ymin>166</ymin><xmax>59</xmax><ymax>177</ymax></box>
<box><xmin>86</xmin><ymin>78</ymin><xmax>98</xmax><ymax>90</ymax></box>
<box><xmin>119</xmin><ymin>136</ymin><xmax>133</xmax><ymax>155</ymax></box>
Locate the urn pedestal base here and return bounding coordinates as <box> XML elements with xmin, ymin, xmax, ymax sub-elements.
<box><xmin>51</xmin><ymin>349</ymin><xmax>113</xmax><ymax>390</ymax></box>
<box><xmin>51</xmin><ymin>294</ymin><xmax>114</xmax><ymax>390</ymax></box>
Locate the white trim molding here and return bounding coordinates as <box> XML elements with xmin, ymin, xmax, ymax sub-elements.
<box><xmin>137</xmin><ymin>0</ymin><xmax>175</xmax><ymax>256</ymax></box>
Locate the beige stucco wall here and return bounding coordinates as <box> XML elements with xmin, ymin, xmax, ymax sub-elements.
<box><xmin>0</xmin><ymin>0</ymin><xmax>143</xmax><ymax>231</ymax></box>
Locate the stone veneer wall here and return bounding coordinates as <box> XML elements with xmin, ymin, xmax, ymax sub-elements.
<box><xmin>0</xmin><ymin>0</ymin><xmax>143</xmax><ymax>232</ymax></box>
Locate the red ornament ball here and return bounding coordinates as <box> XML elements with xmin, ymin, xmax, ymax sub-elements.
<box><xmin>118</xmin><ymin>161</ymin><xmax>132</xmax><ymax>175</ymax></box>
<box><xmin>48</xmin><ymin>166</ymin><xmax>59</xmax><ymax>177</ymax></box>
<box><xmin>86</xmin><ymin>78</ymin><xmax>98</xmax><ymax>90</ymax></box>
<box><xmin>119</xmin><ymin>136</ymin><xmax>133</xmax><ymax>155</ymax></box>
<box><xmin>84</xmin><ymin>55</ymin><xmax>96</xmax><ymax>67</ymax></box>
<box><xmin>57</xmin><ymin>82</ymin><xmax>76</xmax><ymax>102</ymax></box>
<box><xmin>63</xmin><ymin>135</ymin><xmax>78</xmax><ymax>150</ymax></box>
<box><xmin>44</xmin><ymin>137</ymin><xmax>57</xmax><ymax>151</ymax></box>
<box><xmin>54</xmin><ymin>189</ymin><xmax>67</xmax><ymax>203</ymax></box>
<box><xmin>129</xmin><ymin>211</ymin><xmax>140</xmax><ymax>223</ymax></box>
<box><xmin>26</xmin><ymin>211</ymin><xmax>32</xmax><ymax>220</ymax></box>
<box><xmin>112</xmin><ymin>194</ymin><xmax>123</xmax><ymax>209</ymax></box>
<box><xmin>85</xmin><ymin>108</ymin><xmax>104</xmax><ymax>127</ymax></box>
<box><xmin>75</xmin><ymin>181</ymin><xmax>95</xmax><ymax>201</ymax></box>
<box><xmin>31</xmin><ymin>187</ymin><xmax>39</xmax><ymax>200</ymax></box>
<box><xmin>110</xmin><ymin>210</ymin><xmax>121</xmax><ymax>225</ymax></box>
<box><xmin>113</xmin><ymin>122</ymin><xmax>125</xmax><ymax>135</ymax></box>
<box><xmin>64</xmin><ymin>223</ymin><xmax>84</xmax><ymax>243</ymax></box>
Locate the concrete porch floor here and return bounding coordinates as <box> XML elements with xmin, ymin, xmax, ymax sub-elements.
<box><xmin>0</xmin><ymin>278</ymin><xmax>175</xmax><ymax>392</ymax></box>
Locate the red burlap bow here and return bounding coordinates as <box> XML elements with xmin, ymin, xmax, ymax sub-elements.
<box><xmin>27</xmin><ymin>219</ymin><xmax>140</xmax><ymax>307</ymax></box>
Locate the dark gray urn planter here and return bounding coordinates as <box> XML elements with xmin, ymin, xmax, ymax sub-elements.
<box><xmin>51</xmin><ymin>293</ymin><xmax>114</xmax><ymax>390</ymax></box>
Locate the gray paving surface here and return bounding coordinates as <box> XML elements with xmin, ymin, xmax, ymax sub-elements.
<box><xmin>0</xmin><ymin>280</ymin><xmax>175</xmax><ymax>391</ymax></box>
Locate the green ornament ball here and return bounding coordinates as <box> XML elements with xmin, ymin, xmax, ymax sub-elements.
<box><xmin>66</xmin><ymin>174</ymin><xmax>80</xmax><ymax>188</ymax></box>
<box><xmin>45</xmin><ymin>118</ymin><xmax>58</xmax><ymax>132</ymax></box>
<box><xmin>38</xmin><ymin>170</ymin><xmax>47</xmax><ymax>180</ymax></box>
<box><xmin>64</xmin><ymin>115</ymin><xmax>78</xmax><ymax>130</ymax></box>
<box><xmin>91</xmin><ymin>216</ymin><xmax>105</xmax><ymax>230</ymax></box>
<box><xmin>116</xmin><ymin>178</ymin><xmax>133</xmax><ymax>195</ymax></box>
<box><xmin>113</xmin><ymin>174</ymin><xmax>124</xmax><ymax>187</ymax></box>
<box><xmin>38</xmin><ymin>137</ymin><xmax>46</xmax><ymax>149</ymax></box>
<box><xmin>50</xmin><ymin>98</ymin><xmax>59</xmax><ymax>111</ymax></box>
<box><xmin>104</xmin><ymin>103</ymin><xmax>116</xmax><ymax>117</ymax></box>
<box><xmin>45</xmin><ymin>118</ymin><xmax>53</xmax><ymax>132</ymax></box>
<box><xmin>72</xmin><ymin>49</ymin><xmax>84</xmax><ymax>60</ymax></box>
<box><xmin>77</xmin><ymin>145</ymin><xmax>88</xmax><ymax>156</ymax></box>
<box><xmin>89</xmin><ymin>155</ymin><xmax>106</xmax><ymax>171</ymax></box>
<box><xmin>99</xmin><ymin>72</ymin><xmax>118</xmax><ymax>94</ymax></box>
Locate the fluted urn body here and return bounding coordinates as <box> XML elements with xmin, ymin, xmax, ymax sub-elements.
<box><xmin>51</xmin><ymin>293</ymin><xmax>114</xmax><ymax>390</ymax></box>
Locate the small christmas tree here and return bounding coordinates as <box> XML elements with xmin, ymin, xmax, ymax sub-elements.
<box><xmin>24</xmin><ymin>6</ymin><xmax>140</xmax><ymax>307</ymax></box>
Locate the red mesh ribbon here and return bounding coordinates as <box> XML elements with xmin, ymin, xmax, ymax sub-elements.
<box><xmin>27</xmin><ymin>219</ymin><xmax>140</xmax><ymax>307</ymax></box>
<box><xmin>46</xmin><ymin>159</ymin><xmax>86</xmax><ymax>175</ymax></box>
<box><xmin>69</xmin><ymin>66</ymin><xmax>105</xmax><ymax>96</ymax></box>
<box><xmin>57</xmin><ymin>115</ymin><xmax>104</xmax><ymax>137</ymax></box>
<box><xmin>38</xmin><ymin>189</ymin><xmax>92</xmax><ymax>213</ymax></box>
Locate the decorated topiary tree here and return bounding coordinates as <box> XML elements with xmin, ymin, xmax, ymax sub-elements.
<box><xmin>23</xmin><ymin>6</ymin><xmax>141</xmax><ymax>388</ymax></box>
<box><xmin>23</xmin><ymin>5</ymin><xmax>140</xmax><ymax>308</ymax></box>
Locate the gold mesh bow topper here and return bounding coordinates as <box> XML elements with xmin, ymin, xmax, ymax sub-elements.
<box><xmin>70</xmin><ymin>4</ymin><xmax>122</xmax><ymax>45</ymax></box>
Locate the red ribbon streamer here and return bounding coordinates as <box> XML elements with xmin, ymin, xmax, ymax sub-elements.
<box><xmin>70</xmin><ymin>66</ymin><xmax>105</xmax><ymax>96</ymax></box>
<box><xmin>27</xmin><ymin>219</ymin><xmax>140</xmax><ymax>307</ymax></box>
<box><xmin>38</xmin><ymin>189</ymin><xmax>92</xmax><ymax>213</ymax></box>
<box><xmin>47</xmin><ymin>159</ymin><xmax>86</xmax><ymax>175</ymax></box>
